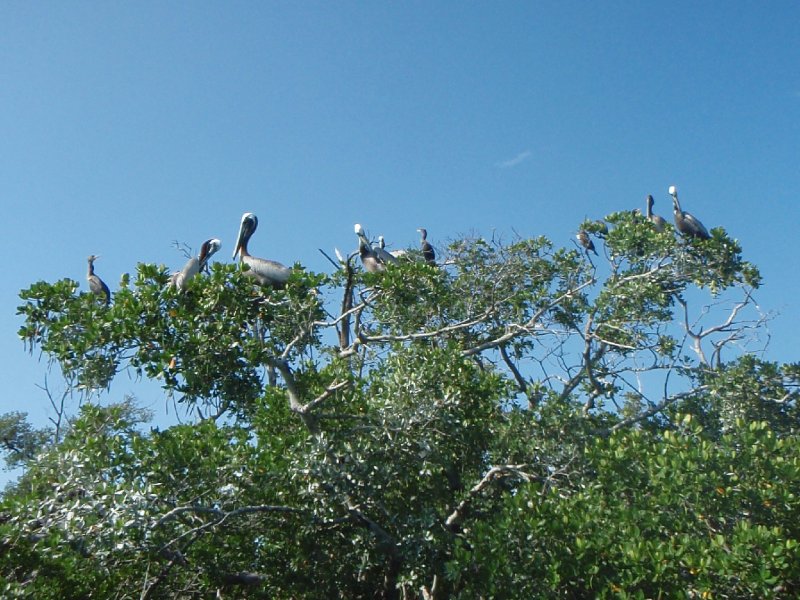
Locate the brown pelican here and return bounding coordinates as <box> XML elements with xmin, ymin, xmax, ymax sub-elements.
<box><xmin>86</xmin><ymin>255</ymin><xmax>110</xmax><ymax>305</ymax></box>
<box><xmin>355</xmin><ymin>223</ymin><xmax>393</xmax><ymax>272</ymax></box>
<box><xmin>669</xmin><ymin>185</ymin><xmax>710</xmax><ymax>240</ymax></box>
<box><xmin>577</xmin><ymin>231</ymin><xmax>598</xmax><ymax>256</ymax></box>
<box><xmin>646</xmin><ymin>195</ymin><xmax>667</xmax><ymax>232</ymax></box>
<box><xmin>372</xmin><ymin>234</ymin><xmax>399</xmax><ymax>266</ymax></box>
<box><xmin>377</xmin><ymin>236</ymin><xmax>406</xmax><ymax>258</ymax></box>
<box><xmin>232</xmin><ymin>213</ymin><xmax>291</xmax><ymax>288</ymax></box>
<box><xmin>170</xmin><ymin>238</ymin><xmax>222</xmax><ymax>290</ymax></box>
<box><xmin>418</xmin><ymin>228</ymin><xmax>436</xmax><ymax>265</ymax></box>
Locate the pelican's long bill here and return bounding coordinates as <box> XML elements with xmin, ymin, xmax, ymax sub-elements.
<box><xmin>233</xmin><ymin>213</ymin><xmax>257</xmax><ymax>259</ymax></box>
<box><xmin>201</xmin><ymin>238</ymin><xmax>222</xmax><ymax>264</ymax></box>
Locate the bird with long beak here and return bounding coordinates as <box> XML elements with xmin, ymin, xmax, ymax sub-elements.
<box><xmin>669</xmin><ymin>185</ymin><xmax>710</xmax><ymax>240</ymax></box>
<box><xmin>372</xmin><ymin>234</ymin><xmax>399</xmax><ymax>266</ymax></box>
<box><xmin>646</xmin><ymin>195</ymin><xmax>667</xmax><ymax>232</ymax></box>
<box><xmin>377</xmin><ymin>235</ymin><xmax>406</xmax><ymax>258</ymax></box>
<box><xmin>577</xmin><ymin>231</ymin><xmax>598</xmax><ymax>256</ymax></box>
<box><xmin>171</xmin><ymin>238</ymin><xmax>222</xmax><ymax>290</ymax></box>
<box><xmin>418</xmin><ymin>227</ymin><xmax>436</xmax><ymax>265</ymax></box>
<box><xmin>87</xmin><ymin>255</ymin><xmax>110</xmax><ymax>305</ymax></box>
<box><xmin>232</xmin><ymin>213</ymin><xmax>291</xmax><ymax>288</ymax></box>
<box><xmin>355</xmin><ymin>223</ymin><xmax>393</xmax><ymax>272</ymax></box>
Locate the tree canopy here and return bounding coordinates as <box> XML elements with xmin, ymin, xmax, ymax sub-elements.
<box><xmin>3</xmin><ymin>209</ymin><xmax>798</xmax><ymax>599</ymax></box>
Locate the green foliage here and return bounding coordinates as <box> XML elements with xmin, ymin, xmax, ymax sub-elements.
<box><xmin>0</xmin><ymin>413</ymin><xmax>51</xmax><ymax>471</ymax></box>
<box><xmin>4</xmin><ymin>218</ymin><xmax>795</xmax><ymax>599</ymax></box>
<box><xmin>459</xmin><ymin>416</ymin><xmax>800</xmax><ymax>599</ymax></box>
<box><xmin>18</xmin><ymin>263</ymin><xmax>326</xmax><ymax>413</ymax></box>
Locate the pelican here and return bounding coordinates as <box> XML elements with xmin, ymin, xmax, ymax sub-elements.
<box><xmin>377</xmin><ymin>235</ymin><xmax>406</xmax><ymax>258</ymax></box>
<box><xmin>373</xmin><ymin>235</ymin><xmax>399</xmax><ymax>265</ymax></box>
<box><xmin>669</xmin><ymin>185</ymin><xmax>710</xmax><ymax>240</ymax></box>
<box><xmin>232</xmin><ymin>213</ymin><xmax>291</xmax><ymax>288</ymax></box>
<box><xmin>87</xmin><ymin>255</ymin><xmax>110</xmax><ymax>305</ymax></box>
<box><xmin>418</xmin><ymin>228</ymin><xmax>436</xmax><ymax>265</ymax></box>
<box><xmin>170</xmin><ymin>238</ymin><xmax>222</xmax><ymax>290</ymax></box>
<box><xmin>355</xmin><ymin>223</ymin><xmax>392</xmax><ymax>273</ymax></box>
<box><xmin>646</xmin><ymin>195</ymin><xmax>667</xmax><ymax>232</ymax></box>
<box><xmin>577</xmin><ymin>231</ymin><xmax>597</xmax><ymax>256</ymax></box>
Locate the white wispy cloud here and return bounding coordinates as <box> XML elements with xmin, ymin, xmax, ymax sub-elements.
<box><xmin>495</xmin><ymin>150</ymin><xmax>532</xmax><ymax>169</ymax></box>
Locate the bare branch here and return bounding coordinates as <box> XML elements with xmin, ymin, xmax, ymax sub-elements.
<box><xmin>608</xmin><ymin>258</ymin><xmax>673</xmax><ymax>286</ymax></box>
<box><xmin>37</xmin><ymin>376</ymin><xmax>71</xmax><ymax>444</ymax></box>
<box><xmin>445</xmin><ymin>464</ymin><xmax>533</xmax><ymax>531</ymax></box>
<box><xmin>603</xmin><ymin>385</ymin><xmax>710</xmax><ymax>434</ymax></box>
<box><xmin>677</xmin><ymin>296</ymin><xmax>709</xmax><ymax>367</ymax></box>
<box><xmin>303</xmin><ymin>380</ymin><xmax>350</xmax><ymax>413</ymax></box>
<box><xmin>318</xmin><ymin>248</ymin><xmax>342</xmax><ymax>271</ymax></box>
<box><xmin>142</xmin><ymin>529</ymin><xmax>202</xmax><ymax>600</ymax></box>
<box><xmin>314</xmin><ymin>293</ymin><xmax>376</xmax><ymax>330</ymax></box>
<box><xmin>463</xmin><ymin>278</ymin><xmax>595</xmax><ymax>357</ymax></box>
<box><xmin>154</xmin><ymin>503</ymin><xmax>305</xmax><ymax>561</ymax></box>
<box><xmin>264</xmin><ymin>359</ymin><xmax>351</xmax><ymax>429</ymax></box>
<box><xmin>499</xmin><ymin>344</ymin><xmax>530</xmax><ymax>400</ymax></box>
<box><xmin>677</xmin><ymin>288</ymin><xmax>761</xmax><ymax>369</ymax></box>
<box><xmin>359</xmin><ymin>308</ymin><xmax>496</xmax><ymax>345</ymax></box>
<box><xmin>695</xmin><ymin>289</ymin><xmax>755</xmax><ymax>339</ymax></box>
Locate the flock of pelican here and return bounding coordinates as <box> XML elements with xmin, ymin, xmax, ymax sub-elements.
<box><xmin>576</xmin><ymin>184</ymin><xmax>711</xmax><ymax>256</ymax></box>
<box><xmin>85</xmin><ymin>213</ymin><xmax>438</xmax><ymax>304</ymax></box>
<box><xmin>86</xmin><ymin>184</ymin><xmax>710</xmax><ymax>304</ymax></box>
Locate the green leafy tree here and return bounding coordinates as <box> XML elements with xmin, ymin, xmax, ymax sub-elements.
<box><xmin>0</xmin><ymin>413</ymin><xmax>51</xmax><ymax>472</ymax></box>
<box><xmin>3</xmin><ymin>213</ymin><xmax>797</xmax><ymax>599</ymax></box>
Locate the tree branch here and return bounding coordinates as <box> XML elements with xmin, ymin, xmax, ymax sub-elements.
<box><xmin>344</xmin><ymin>499</ymin><xmax>402</xmax><ymax>600</ymax></box>
<box><xmin>155</xmin><ymin>504</ymin><xmax>302</xmax><ymax>530</ymax></box>
<box><xmin>264</xmin><ymin>359</ymin><xmax>351</xmax><ymax>429</ymax></box>
<box><xmin>602</xmin><ymin>386</ymin><xmax>710</xmax><ymax>434</ymax></box>
<box><xmin>303</xmin><ymin>380</ymin><xmax>350</xmax><ymax>413</ymax></box>
<box><xmin>462</xmin><ymin>278</ymin><xmax>595</xmax><ymax>357</ymax></box>
<box><xmin>444</xmin><ymin>464</ymin><xmax>533</xmax><ymax>532</ymax></box>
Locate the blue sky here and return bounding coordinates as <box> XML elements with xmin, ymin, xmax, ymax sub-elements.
<box><xmin>2</xmin><ymin>2</ymin><xmax>799</xmax><ymax>482</ymax></box>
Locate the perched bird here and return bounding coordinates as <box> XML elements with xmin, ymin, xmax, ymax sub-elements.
<box><xmin>86</xmin><ymin>255</ymin><xmax>110</xmax><ymax>305</ymax></box>
<box><xmin>669</xmin><ymin>186</ymin><xmax>710</xmax><ymax>240</ymax></box>
<box><xmin>594</xmin><ymin>220</ymin><xmax>609</xmax><ymax>237</ymax></box>
<box><xmin>577</xmin><ymin>231</ymin><xmax>598</xmax><ymax>256</ymax></box>
<box><xmin>373</xmin><ymin>235</ymin><xmax>399</xmax><ymax>266</ymax></box>
<box><xmin>232</xmin><ymin>213</ymin><xmax>291</xmax><ymax>288</ymax></box>
<box><xmin>418</xmin><ymin>228</ymin><xmax>436</xmax><ymax>265</ymax></box>
<box><xmin>645</xmin><ymin>195</ymin><xmax>667</xmax><ymax>232</ymax></box>
<box><xmin>170</xmin><ymin>238</ymin><xmax>222</xmax><ymax>290</ymax></box>
<box><xmin>377</xmin><ymin>236</ymin><xmax>406</xmax><ymax>258</ymax></box>
<box><xmin>355</xmin><ymin>223</ymin><xmax>393</xmax><ymax>273</ymax></box>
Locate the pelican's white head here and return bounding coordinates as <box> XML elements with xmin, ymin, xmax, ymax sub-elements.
<box><xmin>233</xmin><ymin>213</ymin><xmax>258</xmax><ymax>259</ymax></box>
<box><xmin>204</xmin><ymin>238</ymin><xmax>222</xmax><ymax>260</ymax></box>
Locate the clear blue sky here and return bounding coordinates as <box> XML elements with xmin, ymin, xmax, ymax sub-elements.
<box><xmin>2</xmin><ymin>2</ymin><xmax>799</xmax><ymax>481</ymax></box>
